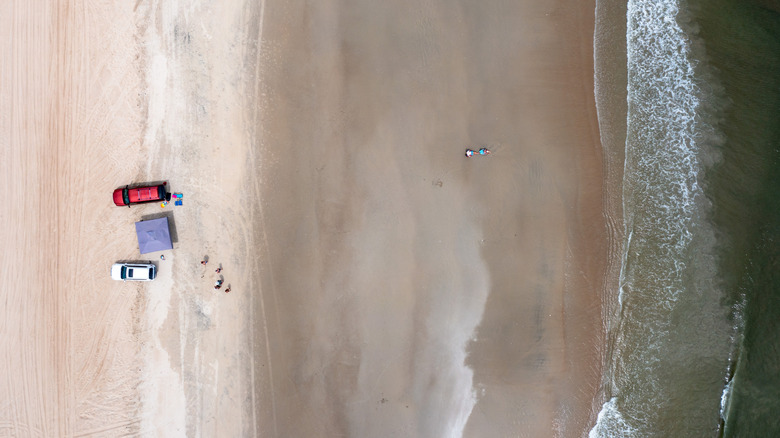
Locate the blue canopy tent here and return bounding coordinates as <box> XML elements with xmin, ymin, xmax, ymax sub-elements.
<box><xmin>135</xmin><ymin>217</ymin><xmax>173</xmax><ymax>254</ymax></box>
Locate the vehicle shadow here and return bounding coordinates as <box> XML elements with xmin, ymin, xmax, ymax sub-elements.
<box><xmin>114</xmin><ymin>259</ymin><xmax>158</xmax><ymax>266</ymax></box>
<box><xmin>119</xmin><ymin>180</ymin><xmax>169</xmax><ymax>190</ymax></box>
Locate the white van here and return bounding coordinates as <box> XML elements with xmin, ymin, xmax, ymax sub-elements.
<box><xmin>111</xmin><ymin>262</ymin><xmax>157</xmax><ymax>281</ymax></box>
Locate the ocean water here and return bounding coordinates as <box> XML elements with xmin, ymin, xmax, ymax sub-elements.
<box><xmin>592</xmin><ymin>0</ymin><xmax>780</xmax><ymax>436</ymax></box>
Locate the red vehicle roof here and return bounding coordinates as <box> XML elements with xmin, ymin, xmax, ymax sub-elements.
<box><xmin>113</xmin><ymin>184</ymin><xmax>167</xmax><ymax>206</ymax></box>
<box><xmin>129</xmin><ymin>186</ymin><xmax>163</xmax><ymax>203</ymax></box>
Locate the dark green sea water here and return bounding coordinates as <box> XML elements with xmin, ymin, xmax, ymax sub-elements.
<box><xmin>592</xmin><ymin>0</ymin><xmax>780</xmax><ymax>436</ymax></box>
<box><xmin>697</xmin><ymin>1</ymin><xmax>780</xmax><ymax>435</ymax></box>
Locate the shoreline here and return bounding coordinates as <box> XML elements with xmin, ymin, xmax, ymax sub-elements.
<box><xmin>592</xmin><ymin>0</ymin><xmax>629</xmax><ymax>425</ymax></box>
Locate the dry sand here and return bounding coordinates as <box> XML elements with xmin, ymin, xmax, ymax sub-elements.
<box><xmin>1</xmin><ymin>0</ymin><xmax>607</xmax><ymax>437</ymax></box>
<box><xmin>2</xmin><ymin>0</ymin><xmax>264</xmax><ymax>436</ymax></box>
<box><xmin>2</xmin><ymin>1</ymin><xmax>148</xmax><ymax>436</ymax></box>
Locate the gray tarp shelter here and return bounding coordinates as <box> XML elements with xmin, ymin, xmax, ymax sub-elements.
<box><xmin>135</xmin><ymin>217</ymin><xmax>173</xmax><ymax>254</ymax></box>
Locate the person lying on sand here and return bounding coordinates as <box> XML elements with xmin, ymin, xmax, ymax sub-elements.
<box><xmin>465</xmin><ymin>147</ymin><xmax>491</xmax><ymax>157</ymax></box>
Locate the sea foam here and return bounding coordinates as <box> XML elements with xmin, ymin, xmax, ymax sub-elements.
<box><xmin>591</xmin><ymin>0</ymin><xmax>726</xmax><ymax>434</ymax></box>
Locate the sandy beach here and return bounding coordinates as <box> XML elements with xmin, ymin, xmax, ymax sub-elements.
<box><xmin>1</xmin><ymin>0</ymin><xmax>607</xmax><ymax>437</ymax></box>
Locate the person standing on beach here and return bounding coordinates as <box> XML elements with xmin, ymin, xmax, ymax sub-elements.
<box><xmin>224</xmin><ymin>287</ymin><xmax>231</xmax><ymax>293</ymax></box>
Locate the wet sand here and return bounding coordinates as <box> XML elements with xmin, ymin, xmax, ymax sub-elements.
<box><xmin>1</xmin><ymin>0</ymin><xmax>606</xmax><ymax>436</ymax></box>
<box><xmin>255</xmin><ymin>0</ymin><xmax>606</xmax><ymax>436</ymax></box>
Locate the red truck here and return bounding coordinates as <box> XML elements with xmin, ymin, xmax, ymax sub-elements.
<box><xmin>113</xmin><ymin>183</ymin><xmax>170</xmax><ymax>207</ymax></box>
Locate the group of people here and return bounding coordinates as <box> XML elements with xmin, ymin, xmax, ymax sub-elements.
<box><xmin>201</xmin><ymin>259</ymin><xmax>230</xmax><ymax>293</ymax></box>
<box><xmin>464</xmin><ymin>147</ymin><xmax>491</xmax><ymax>157</ymax></box>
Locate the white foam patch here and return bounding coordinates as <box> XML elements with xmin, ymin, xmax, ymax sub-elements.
<box><xmin>720</xmin><ymin>380</ymin><xmax>732</xmax><ymax>420</ymax></box>
<box><xmin>589</xmin><ymin>398</ymin><xmax>637</xmax><ymax>438</ymax></box>
<box><xmin>592</xmin><ymin>0</ymin><xmax>724</xmax><ymax>434</ymax></box>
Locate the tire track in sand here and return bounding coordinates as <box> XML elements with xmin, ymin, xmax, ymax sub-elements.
<box><xmin>246</xmin><ymin>1</ymin><xmax>281</xmax><ymax>435</ymax></box>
